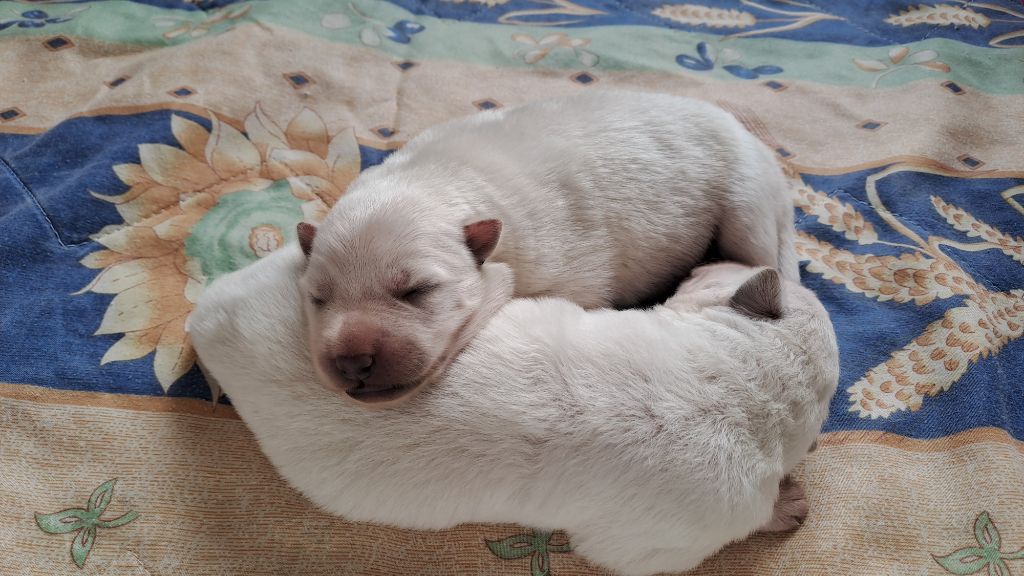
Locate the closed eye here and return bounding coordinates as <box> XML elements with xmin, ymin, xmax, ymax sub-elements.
<box><xmin>398</xmin><ymin>283</ymin><xmax>438</xmax><ymax>303</ymax></box>
<box><xmin>310</xmin><ymin>294</ymin><xmax>326</xmax><ymax>307</ymax></box>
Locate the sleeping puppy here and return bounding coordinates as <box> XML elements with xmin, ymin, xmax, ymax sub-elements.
<box><xmin>189</xmin><ymin>246</ymin><xmax>838</xmax><ymax>576</ymax></box>
<box><xmin>297</xmin><ymin>90</ymin><xmax>798</xmax><ymax>403</ymax></box>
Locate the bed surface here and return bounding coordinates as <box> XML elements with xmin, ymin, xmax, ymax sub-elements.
<box><xmin>1</xmin><ymin>1</ymin><xmax>1023</xmax><ymax>574</ymax></box>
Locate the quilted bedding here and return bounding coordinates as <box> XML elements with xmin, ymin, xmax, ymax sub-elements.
<box><xmin>1</xmin><ymin>0</ymin><xmax>1023</xmax><ymax>574</ymax></box>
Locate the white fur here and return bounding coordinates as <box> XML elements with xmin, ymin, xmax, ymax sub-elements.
<box><xmin>302</xmin><ymin>90</ymin><xmax>798</xmax><ymax>395</ymax></box>
<box><xmin>190</xmin><ymin>247</ymin><xmax>838</xmax><ymax>576</ymax></box>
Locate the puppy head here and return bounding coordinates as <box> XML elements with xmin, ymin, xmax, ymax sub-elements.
<box><xmin>668</xmin><ymin>262</ymin><xmax>784</xmax><ymax>319</ymax></box>
<box><xmin>297</xmin><ymin>207</ymin><xmax>510</xmax><ymax>407</ymax></box>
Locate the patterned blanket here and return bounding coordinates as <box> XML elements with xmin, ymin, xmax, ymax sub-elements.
<box><xmin>1</xmin><ymin>0</ymin><xmax>1023</xmax><ymax>574</ymax></box>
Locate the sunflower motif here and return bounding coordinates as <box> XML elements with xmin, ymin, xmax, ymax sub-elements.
<box><xmin>77</xmin><ymin>106</ymin><xmax>361</xmax><ymax>392</ymax></box>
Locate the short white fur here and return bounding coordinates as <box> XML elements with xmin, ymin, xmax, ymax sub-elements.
<box><xmin>190</xmin><ymin>247</ymin><xmax>838</xmax><ymax>576</ymax></box>
<box><xmin>302</xmin><ymin>90</ymin><xmax>798</xmax><ymax>396</ymax></box>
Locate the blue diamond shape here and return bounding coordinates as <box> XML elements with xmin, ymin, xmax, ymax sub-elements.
<box><xmin>0</xmin><ymin>108</ymin><xmax>23</xmax><ymax>121</ymax></box>
<box><xmin>764</xmin><ymin>80</ymin><xmax>785</xmax><ymax>90</ymax></box>
<box><xmin>172</xmin><ymin>87</ymin><xmax>194</xmax><ymax>97</ymax></box>
<box><xmin>374</xmin><ymin>127</ymin><xmax>395</xmax><ymax>138</ymax></box>
<box><xmin>108</xmin><ymin>77</ymin><xmax>128</xmax><ymax>88</ymax></box>
<box><xmin>289</xmin><ymin>74</ymin><xmax>309</xmax><ymax>86</ymax></box>
<box><xmin>475</xmin><ymin>100</ymin><xmax>499</xmax><ymax>110</ymax></box>
<box><xmin>775</xmin><ymin>147</ymin><xmax>792</xmax><ymax>159</ymax></box>
<box><xmin>959</xmin><ymin>155</ymin><xmax>981</xmax><ymax>168</ymax></box>
<box><xmin>573</xmin><ymin>72</ymin><xmax>595</xmax><ymax>85</ymax></box>
<box><xmin>943</xmin><ymin>81</ymin><xmax>964</xmax><ymax>95</ymax></box>
<box><xmin>860</xmin><ymin>121</ymin><xmax>881</xmax><ymax>130</ymax></box>
<box><xmin>45</xmin><ymin>36</ymin><xmax>69</xmax><ymax>49</ymax></box>
<box><xmin>396</xmin><ymin>61</ymin><xmax>416</xmax><ymax>71</ymax></box>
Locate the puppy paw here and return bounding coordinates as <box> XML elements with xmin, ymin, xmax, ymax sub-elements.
<box><xmin>758</xmin><ymin>477</ymin><xmax>808</xmax><ymax>533</ymax></box>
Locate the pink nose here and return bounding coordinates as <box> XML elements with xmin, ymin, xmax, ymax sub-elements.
<box><xmin>335</xmin><ymin>354</ymin><xmax>374</xmax><ymax>383</ymax></box>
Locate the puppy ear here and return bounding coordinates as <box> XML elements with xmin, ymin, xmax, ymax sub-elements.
<box><xmin>728</xmin><ymin>268</ymin><xmax>782</xmax><ymax>319</ymax></box>
<box><xmin>463</xmin><ymin>219</ymin><xmax>502</xmax><ymax>266</ymax></box>
<box><xmin>297</xmin><ymin>222</ymin><xmax>318</xmax><ymax>257</ymax></box>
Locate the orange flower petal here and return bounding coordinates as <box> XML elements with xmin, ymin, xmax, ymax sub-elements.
<box><xmin>175</xmin><ymin>251</ymin><xmax>205</xmax><ymax>283</ymax></box>
<box><xmin>90</xmin><ymin>182</ymin><xmax>152</xmax><ymax>206</ymax></box>
<box><xmin>91</xmin><ymin>225</ymin><xmax>179</xmax><ymax>257</ymax></box>
<box><xmin>244</xmin><ymin>103</ymin><xmax>289</xmax><ymax>159</ymax></box>
<box><xmin>138</xmin><ymin>143</ymin><xmax>220</xmax><ymax>191</ymax></box>
<box><xmin>113</xmin><ymin>163</ymin><xmax>154</xmax><ymax>187</ymax></box>
<box><xmin>154</xmin><ymin>315</ymin><xmax>196</xmax><ymax>392</ymax></box>
<box><xmin>94</xmin><ymin>278</ymin><xmax>189</xmax><ymax>336</ymax></box>
<box><xmin>152</xmin><ymin>197</ymin><xmax>215</xmax><ymax>242</ymax></box>
<box><xmin>79</xmin><ymin>249</ymin><xmax>133</xmax><ymax>270</ymax></box>
<box><xmin>267</xmin><ymin>148</ymin><xmax>329</xmax><ymax>180</ymax></box>
<box><xmin>285</xmin><ymin>108</ymin><xmax>330</xmax><ymax>158</ymax></box>
<box><xmin>286</xmin><ymin>176</ymin><xmax>317</xmax><ymax>201</ymax></box>
<box><xmin>171</xmin><ymin>114</ymin><xmax>211</xmax><ymax>159</ymax></box>
<box><xmin>152</xmin><ymin>214</ymin><xmax>199</xmax><ymax>243</ymax></box>
<box><xmin>205</xmin><ymin>114</ymin><xmax>261</xmax><ymax>179</ymax></box>
<box><xmin>100</xmin><ymin>326</ymin><xmax>164</xmax><ymax>364</ymax></box>
<box><xmin>111</xmin><ymin>185</ymin><xmax>183</xmax><ymax>225</ymax></box>
<box><xmin>287</xmin><ymin>175</ymin><xmax>341</xmax><ymax>205</ymax></box>
<box><xmin>327</xmin><ymin>127</ymin><xmax>361</xmax><ymax>189</ymax></box>
<box><xmin>75</xmin><ymin>257</ymin><xmax>176</xmax><ymax>295</ymax></box>
<box><xmin>211</xmin><ymin>177</ymin><xmax>274</xmax><ymax>198</ymax></box>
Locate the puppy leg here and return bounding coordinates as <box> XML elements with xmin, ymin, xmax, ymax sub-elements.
<box><xmin>758</xmin><ymin>476</ymin><xmax>808</xmax><ymax>532</ymax></box>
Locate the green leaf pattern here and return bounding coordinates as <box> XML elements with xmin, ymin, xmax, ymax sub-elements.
<box><xmin>88</xmin><ymin>479</ymin><xmax>116</xmax><ymax>515</ymax></box>
<box><xmin>487</xmin><ymin>530</ymin><xmax>572</xmax><ymax>576</ymax></box>
<box><xmin>35</xmin><ymin>508</ymin><xmax>93</xmax><ymax>535</ymax></box>
<box><xmin>934</xmin><ymin>512</ymin><xmax>1024</xmax><ymax>575</ymax></box>
<box><xmin>978</xmin><ymin>512</ymin><xmax>1002</xmax><ymax>549</ymax></box>
<box><xmin>71</xmin><ymin>526</ymin><xmax>97</xmax><ymax>569</ymax></box>
<box><xmin>35</xmin><ymin>478</ymin><xmax>139</xmax><ymax>568</ymax></box>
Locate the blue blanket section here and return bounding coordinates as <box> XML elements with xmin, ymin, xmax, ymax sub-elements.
<box><xmin>0</xmin><ymin>111</ymin><xmax>390</xmax><ymax>400</ymax></box>
<box><xmin>37</xmin><ymin>0</ymin><xmax>246</xmax><ymax>11</ymax></box>
<box><xmin>799</xmin><ymin>169</ymin><xmax>1024</xmax><ymax>440</ymax></box>
<box><xmin>383</xmin><ymin>0</ymin><xmax>1024</xmax><ymax>47</ymax></box>
<box><xmin>1</xmin><ymin>109</ymin><xmax>1021</xmax><ymax>438</ymax></box>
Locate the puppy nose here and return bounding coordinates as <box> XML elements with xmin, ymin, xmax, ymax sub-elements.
<box><xmin>335</xmin><ymin>354</ymin><xmax>374</xmax><ymax>382</ymax></box>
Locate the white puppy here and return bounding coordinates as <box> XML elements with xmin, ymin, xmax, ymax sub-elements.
<box><xmin>297</xmin><ymin>90</ymin><xmax>797</xmax><ymax>402</ymax></box>
<box><xmin>189</xmin><ymin>246</ymin><xmax>837</xmax><ymax>576</ymax></box>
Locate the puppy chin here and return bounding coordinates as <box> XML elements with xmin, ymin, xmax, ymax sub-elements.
<box><xmin>344</xmin><ymin>381</ymin><xmax>428</xmax><ymax>408</ymax></box>
<box><xmin>360</xmin><ymin>344</ymin><xmax>463</xmax><ymax>407</ymax></box>
<box><xmin>309</xmin><ymin>353</ymin><xmax>436</xmax><ymax>408</ymax></box>
<box><xmin>344</xmin><ymin>384</ymin><xmax>419</xmax><ymax>404</ymax></box>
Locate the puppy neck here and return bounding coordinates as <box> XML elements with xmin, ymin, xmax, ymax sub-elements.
<box><xmin>419</xmin><ymin>261</ymin><xmax>514</xmax><ymax>389</ymax></box>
